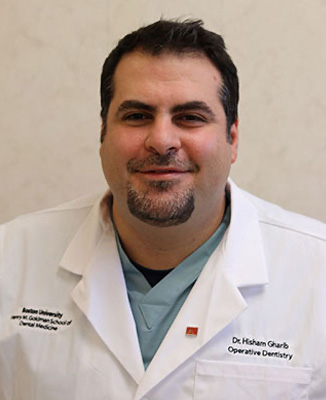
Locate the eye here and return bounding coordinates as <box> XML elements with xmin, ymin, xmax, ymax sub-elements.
<box><xmin>174</xmin><ymin>113</ymin><xmax>207</xmax><ymax>127</ymax></box>
<box><xmin>180</xmin><ymin>114</ymin><xmax>205</xmax><ymax>122</ymax></box>
<box><xmin>125</xmin><ymin>113</ymin><xmax>148</xmax><ymax>120</ymax></box>
<box><xmin>122</xmin><ymin>112</ymin><xmax>152</xmax><ymax>126</ymax></box>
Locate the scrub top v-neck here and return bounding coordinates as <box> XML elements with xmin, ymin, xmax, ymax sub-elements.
<box><xmin>114</xmin><ymin>204</ymin><xmax>230</xmax><ymax>369</ymax></box>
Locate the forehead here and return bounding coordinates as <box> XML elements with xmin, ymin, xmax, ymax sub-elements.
<box><xmin>111</xmin><ymin>51</ymin><xmax>223</xmax><ymax>106</ymax></box>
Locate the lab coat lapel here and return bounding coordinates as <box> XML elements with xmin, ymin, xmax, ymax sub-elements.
<box><xmin>135</xmin><ymin>181</ymin><xmax>269</xmax><ymax>399</ymax></box>
<box><xmin>60</xmin><ymin>199</ymin><xmax>144</xmax><ymax>384</ymax></box>
<box><xmin>135</xmin><ymin>249</ymin><xmax>247</xmax><ymax>400</ymax></box>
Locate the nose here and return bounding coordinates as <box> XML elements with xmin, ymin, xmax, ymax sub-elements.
<box><xmin>144</xmin><ymin>116</ymin><xmax>181</xmax><ymax>155</ymax></box>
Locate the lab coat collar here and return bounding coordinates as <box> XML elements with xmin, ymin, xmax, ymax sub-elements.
<box><xmin>223</xmin><ymin>180</ymin><xmax>269</xmax><ymax>287</ymax></box>
<box><xmin>59</xmin><ymin>195</ymin><xmax>105</xmax><ymax>276</ymax></box>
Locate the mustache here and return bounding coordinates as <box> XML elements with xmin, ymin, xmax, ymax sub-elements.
<box><xmin>127</xmin><ymin>154</ymin><xmax>199</xmax><ymax>173</ymax></box>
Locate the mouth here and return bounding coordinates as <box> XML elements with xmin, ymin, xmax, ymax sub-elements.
<box><xmin>136</xmin><ymin>168</ymin><xmax>190</xmax><ymax>180</ymax></box>
<box><xmin>127</xmin><ymin>155</ymin><xmax>199</xmax><ymax>182</ymax></box>
<box><xmin>139</xmin><ymin>167</ymin><xmax>188</xmax><ymax>173</ymax></box>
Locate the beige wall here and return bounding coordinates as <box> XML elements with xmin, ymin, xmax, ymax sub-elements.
<box><xmin>1</xmin><ymin>0</ymin><xmax>325</xmax><ymax>223</ymax></box>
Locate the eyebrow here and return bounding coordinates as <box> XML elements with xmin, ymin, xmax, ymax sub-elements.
<box><xmin>171</xmin><ymin>101</ymin><xmax>216</xmax><ymax>120</ymax></box>
<box><xmin>116</xmin><ymin>100</ymin><xmax>156</xmax><ymax>117</ymax></box>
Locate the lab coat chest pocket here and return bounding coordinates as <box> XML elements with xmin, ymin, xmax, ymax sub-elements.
<box><xmin>193</xmin><ymin>360</ymin><xmax>311</xmax><ymax>400</ymax></box>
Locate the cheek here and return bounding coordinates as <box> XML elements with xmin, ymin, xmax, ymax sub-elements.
<box><xmin>100</xmin><ymin>130</ymin><xmax>144</xmax><ymax>183</ymax></box>
<box><xmin>188</xmin><ymin>138</ymin><xmax>232</xmax><ymax>187</ymax></box>
<box><xmin>107</xmin><ymin>128</ymin><xmax>145</xmax><ymax>161</ymax></box>
<box><xmin>188</xmin><ymin>137</ymin><xmax>228</xmax><ymax>167</ymax></box>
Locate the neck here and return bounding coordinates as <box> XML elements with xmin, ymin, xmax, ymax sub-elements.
<box><xmin>112</xmin><ymin>195</ymin><xmax>226</xmax><ymax>270</ymax></box>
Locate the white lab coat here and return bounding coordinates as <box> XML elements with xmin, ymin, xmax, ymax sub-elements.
<box><xmin>0</xmin><ymin>181</ymin><xmax>325</xmax><ymax>399</ymax></box>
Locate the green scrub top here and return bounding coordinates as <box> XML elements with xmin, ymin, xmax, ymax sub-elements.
<box><xmin>114</xmin><ymin>205</ymin><xmax>230</xmax><ymax>369</ymax></box>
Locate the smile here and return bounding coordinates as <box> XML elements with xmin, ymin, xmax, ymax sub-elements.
<box><xmin>141</xmin><ymin>168</ymin><xmax>187</xmax><ymax>173</ymax></box>
<box><xmin>134</xmin><ymin>167</ymin><xmax>191</xmax><ymax>181</ymax></box>
<box><xmin>138</xmin><ymin>169</ymin><xmax>188</xmax><ymax>178</ymax></box>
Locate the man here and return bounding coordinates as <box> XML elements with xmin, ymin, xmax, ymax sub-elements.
<box><xmin>0</xmin><ymin>19</ymin><xmax>325</xmax><ymax>400</ymax></box>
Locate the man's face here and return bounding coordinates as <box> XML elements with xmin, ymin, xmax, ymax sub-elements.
<box><xmin>100</xmin><ymin>51</ymin><xmax>238</xmax><ymax>227</ymax></box>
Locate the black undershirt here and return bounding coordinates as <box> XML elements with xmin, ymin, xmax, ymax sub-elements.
<box><xmin>132</xmin><ymin>261</ymin><xmax>174</xmax><ymax>287</ymax></box>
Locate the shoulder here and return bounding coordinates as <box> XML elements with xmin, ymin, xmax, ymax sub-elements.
<box><xmin>3</xmin><ymin>192</ymin><xmax>101</xmax><ymax>224</ymax></box>
<box><xmin>240</xmin><ymin>188</ymin><xmax>326</xmax><ymax>243</ymax></box>
<box><xmin>0</xmin><ymin>192</ymin><xmax>103</xmax><ymax>251</ymax></box>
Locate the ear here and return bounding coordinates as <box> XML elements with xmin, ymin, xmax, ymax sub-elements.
<box><xmin>100</xmin><ymin>119</ymin><xmax>106</xmax><ymax>143</ymax></box>
<box><xmin>230</xmin><ymin>119</ymin><xmax>239</xmax><ymax>164</ymax></box>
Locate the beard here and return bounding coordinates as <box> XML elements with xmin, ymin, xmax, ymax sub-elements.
<box><xmin>126</xmin><ymin>153</ymin><xmax>198</xmax><ymax>227</ymax></box>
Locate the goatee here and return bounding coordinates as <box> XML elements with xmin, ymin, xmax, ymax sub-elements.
<box><xmin>126</xmin><ymin>153</ymin><xmax>198</xmax><ymax>227</ymax></box>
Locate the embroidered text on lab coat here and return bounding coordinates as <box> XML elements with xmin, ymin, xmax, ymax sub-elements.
<box><xmin>228</xmin><ymin>336</ymin><xmax>294</xmax><ymax>361</ymax></box>
<box><xmin>10</xmin><ymin>307</ymin><xmax>72</xmax><ymax>332</ymax></box>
